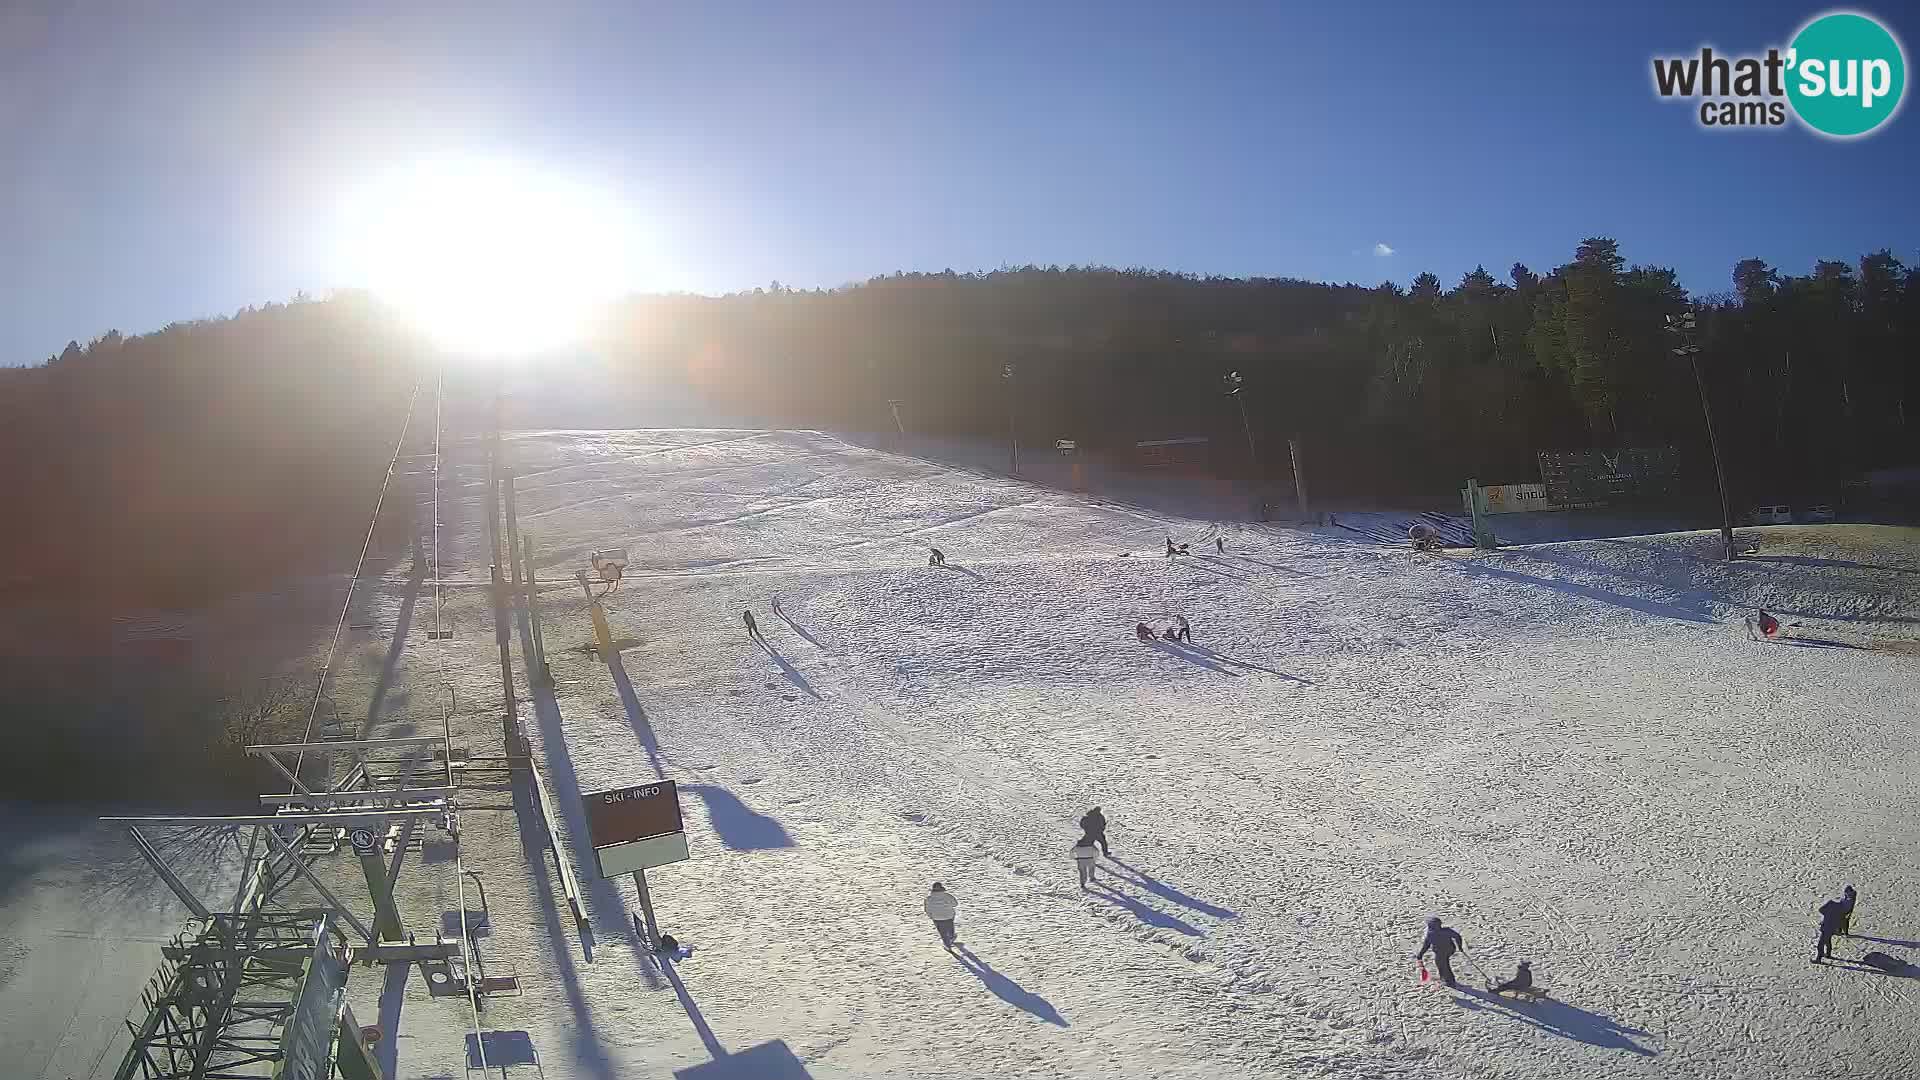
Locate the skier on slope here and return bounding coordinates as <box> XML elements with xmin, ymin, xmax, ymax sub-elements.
<box><xmin>1416</xmin><ymin>916</ymin><xmax>1467</xmax><ymax>987</ymax></box>
<box><xmin>1071</xmin><ymin>834</ymin><xmax>1101</xmax><ymax>889</ymax></box>
<box><xmin>1079</xmin><ymin>806</ymin><xmax>1110</xmax><ymax>856</ymax></box>
<box><xmin>1814</xmin><ymin>897</ymin><xmax>1847</xmax><ymax>963</ymax></box>
<box><xmin>924</xmin><ymin>882</ymin><xmax>959</xmax><ymax>947</ymax></box>
<box><xmin>1834</xmin><ymin>885</ymin><xmax>1858</xmax><ymax>938</ymax></box>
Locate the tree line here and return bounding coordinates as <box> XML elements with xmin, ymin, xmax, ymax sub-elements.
<box><xmin>5</xmin><ymin>237</ymin><xmax>1916</xmax><ymax>616</ymax></box>
<box><xmin>605</xmin><ymin>238</ymin><xmax>1916</xmax><ymax>505</ymax></box>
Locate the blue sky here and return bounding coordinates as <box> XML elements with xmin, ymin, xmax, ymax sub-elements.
<box><xmin>1</xmin><ymin>0</ymin><xmax>1915</xmax><ymax>364</ymax></box>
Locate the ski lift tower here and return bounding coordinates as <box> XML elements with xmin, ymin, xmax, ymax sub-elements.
<box><xmin>102</xmin><ymin>730</ymin><xmax>504</xmax><ymax>1080</ymax></box>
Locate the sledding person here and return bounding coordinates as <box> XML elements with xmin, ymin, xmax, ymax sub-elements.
<box><xmin>1071</xmin><ymin>834</ymin><xmax>1100</xmax><ymax>889</ymax></box>
<box><xmin>929</xmin><ymin>547</ymin><xmax>946</xmax><ymax>567</ymax></box>
<box><xmin>1416</xmin><ymin>916</ymin><xmax>1467</xmax><ymax>987</ymax></box>
<box><xmin>1815</xmin><ymin>897</ymin><xmax>1847</xmax><ymax>963</ymax></box>
<box><xmin>924</xmin><ymin>882</ymin><xmax>959</xmax><ymax>947</ymax></box>
<box><xmin>1756</xmin><ymin>610</ymin><xmax>1781</xmax><ymax>639</ymax></box>
<box><xmin>1490</xmin><ymin>960</ymin><xmax>1534</xmax><ymax>995</ymax></box>
<box><xmin>1079</xmin><ymin>806</ymin><xmax>1110</xmax><ymax>856</ymax></box>
<box><xmin>1135</xmin><ymin>622</ymin><xmax>1155</xmax><ymax>642</ymax></box>
<box><xmin>1163</xmin><ymin>625</ymin><xmax>1180</xmax><ymax>642</ymax></box>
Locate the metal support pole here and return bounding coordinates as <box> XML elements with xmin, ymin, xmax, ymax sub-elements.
<box><xmin>1235</xmin><ymin>394</ymin><xmax>1258</xmax><ymax>475</ymax></box>
<box><xmin>1288</xmin><ymin>437</ymin><xmax>1309</xmax><ymax>517</ymax></box>
<box><xmin>492</xmin><ymin>563</ymin><xmax>527</xmax><ymax>770</ymax></box>
<box><xmin>358</xmin><ymin>846</ymin><xmax>405</xmax><ymax>942</ymax></box>
<box><xmin>632</xmin><ymin>869</ymin><xmax>661</xmax><ymax>947</ymax></box>
<box><xmin>127</xmin><ymin>827</ymin><xmax>212</xmax><ymax>920</ymax></box>
<box><xmin>1689</xmin><ymin>352</ymin><xmax>1737</xmax><ymax>560</ymax></box>
<box><xmin>502</xmin><ymin>467</ymin><xmax>524</xmax><ymax>595</ymax></box>
<box><xmin>523</xmin><ymin>533</ymin><xmax>552</xmax><ymax>687</ymax></box>
<box><xmin>258</xmin><ymin>827</ymin><xmax>377</xmax><ymax>946</ymax></box>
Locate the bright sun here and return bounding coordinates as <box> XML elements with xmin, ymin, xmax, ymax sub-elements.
<box><xmin>342</xmin><ymin>157</ymin><xmax>638</xmax><ymax>357</ymax></box>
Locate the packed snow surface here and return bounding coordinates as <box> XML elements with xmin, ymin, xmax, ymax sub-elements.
<box><xmin>8</xmin><ymin>428</ymin><xmax>1919</xmax><ymax>1080</ymax></box>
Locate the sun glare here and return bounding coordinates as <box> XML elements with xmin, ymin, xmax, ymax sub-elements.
<box><xmin>343</xmin><ymin>158</ymin><xmax>638</xmax><ymax>358</ymax></box>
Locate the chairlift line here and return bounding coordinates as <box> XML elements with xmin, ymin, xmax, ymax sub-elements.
<box><xmin>292</xmin><ymin>380</ymin><xmax>421</xmax><ymax>785</ymax></box>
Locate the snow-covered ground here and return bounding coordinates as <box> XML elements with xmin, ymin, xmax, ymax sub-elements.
<box><xmin>9</xmin><ymin>427</ymin><xmax>1920</xmax><ymax>1079</ymax></box>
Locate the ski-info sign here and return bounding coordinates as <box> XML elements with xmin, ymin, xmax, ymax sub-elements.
<box><xmin>582</xmin><ymin>779</ymin><xmax>689</xmax><ymax>878</ymax></box>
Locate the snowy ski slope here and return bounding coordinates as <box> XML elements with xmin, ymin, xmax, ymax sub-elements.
<box><xmin>8</xmin><ymin>426</ymin><xmax>1918</xmax><ymax>1080</ymax></box>
<box><xmin>413</xmin><ymin>428</ymin><xmax>1920</xmax><ymax>1080</ymax></box>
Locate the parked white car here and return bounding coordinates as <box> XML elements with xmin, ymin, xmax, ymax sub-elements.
<box><xmin>1798</xmin><ymin>504</ymin><xmax>1836</xmax><ymax>523</ymax></box>
<box><xmin>1749</xmin><ymin>504</ymin><xmax>1793</xmax><ymax>524</ymax></box>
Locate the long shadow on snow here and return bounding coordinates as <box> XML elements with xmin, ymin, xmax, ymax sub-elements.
<box><xmin>1144</xmin><ymin>639</ymin><xmax>1240</xmax><ymax>676</ymax></box>
<box><xmin>1214</xmin><ymin>554</ymin><xmax>1311</xmax><ymax>577</ymax></box>
<box><xmin>1451</xmin><ymin>989</ymin><xmax>1655</xmax><ymax>1056</ymax></box>
<box><xmin>1180</xmin><ymin>642</ymin><xmax>1313</xmax><ymax>684</ymax></box>
<box><xmin>755</xmin><ymin>635</ymin><xmax>821</xmax><ymax>699</ymax></box>
<box><xmin>1088</xmin><ymin>880</ymin><xmax>1202</xmax><ymax>936</ymax></box>
<box><xmin>608</xmin><ymin>653</ymin><xmax>666</xmax><ymax>778</ymax></box>
<box><xmin>937</xmin><ymin>562</ymin><xmax>986</xmax><ymax>582</ymax></box>
<box><xmin>682</xmin><ymin>784</ymin><xmax>795</xmax><ymax>850</ymax></box>
<box><xmin>1453</xmin><ymin>560</ymin><xmax>1714</xmax><ymax>624</ymax></box>
<box><xmin>521</xmin><ymin>648</ymin><xmax>662</xmax><ymax>986</ymax></box>
<box><xmin>363</xmin><ymin>546</ymin><xmax>426</xmax><ymax>737</ymax></box>
<box><xmin>1780</xmin><ymin>637</ymin><xmax>1868</xmax><ymax>650</ymax></box>
<box><xmin>1854</xmin><ymin>934</ymin><xmax>1920</xmax><ymax>949</ymax></box>
<box><xmin>659</xmin><ymin>948</ymin><xmax>819</xmax><ymax>1078</ymax></box>
<box><xmin>1104</xmin><ymin>857</ymin><xmax>1238</xmax><ymax>919</ymax></box>
<box><xmin>1738</xmin><ymin>554</ymin><xmax>1920</xmax><ymax>575</ymax></box>
<box><xmin>953</xmin><ymin>945</ymin><xmax>1068</xmax><ymax>1026</ymax></box>
<box><xmin>769</xmin><ymin>596</ymin><xmax>826</xmax><ymax>647</ymax></box>
<box><xmin>511</xmin><ymin>775</ymin><xmax>619</xmax><ymax>1080</ymax></box>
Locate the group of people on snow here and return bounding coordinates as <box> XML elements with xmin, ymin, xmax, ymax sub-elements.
<box><xmin>1135</xmin><ymin>615</ymin><xmax>1191</xmax><ymax>644</ymax></box>
<box><xmin>924</xmin><ymin>806</ymin><xmax>1117</xmax><ymax>946</ymax></box>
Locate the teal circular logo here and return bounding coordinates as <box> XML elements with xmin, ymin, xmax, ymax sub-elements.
<box><xmin>1787</xmin><ymin>12</ymin><xmax>1906</xmax><ymax>137</ymax></box>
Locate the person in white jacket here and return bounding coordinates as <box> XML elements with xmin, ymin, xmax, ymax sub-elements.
<box><xmin>1071</xmin><ymin>835</ymin><xmax>1100</xmax><ymax>889</ymax></box>
<box><xmin>924</xmin><ymin>882</ymin><xmax>959</xmax><ymax>947</ymax></box>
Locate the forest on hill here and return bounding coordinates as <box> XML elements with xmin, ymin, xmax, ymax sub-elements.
<box><xmin>4</xmin><ymin>236</ymin><xmax>1916</xmax><ymax>618</ymax></box>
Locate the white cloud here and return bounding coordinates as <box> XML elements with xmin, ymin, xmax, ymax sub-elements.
<box><xmin>1373</xmin><ymin>243</ymin><xmax>1395</xmax><ymax>257</ymax></box>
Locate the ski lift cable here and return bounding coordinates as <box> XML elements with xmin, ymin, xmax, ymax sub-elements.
<box><xmin>291</xmin><ymin>380</ymin><xmax>421</xmax><ymax>783</ymax></box>
<box><xmin>423</xmin><ymin>367</ymin><xmax>494</xmax><ymax>1078</ymax></box>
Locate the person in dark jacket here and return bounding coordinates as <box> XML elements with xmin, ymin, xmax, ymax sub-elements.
<box><xmin>1490</xmin><ymin>960</ymin><xmax>1533</xmax><ymax>995</ymax></box>
<box><xmin>742</xmin><ymin>610</ymin><xmax>759</xmax><ymax>638</ymax></box>
<box><xmin>1079</xmin><ymin>807</ymin><xmax>1110</xmax><ymax>856</ymax></box>
<box><xmin>929</xmin><ymin>548</ymin><xmax>946</xmax><ymax>567</ymax></box>
<box><xmin>1166</xmin><ymin>536</ymin><xmax>1178</xmax><ymax>558</ymax></box>
<box><xmin>1815</xmin><ymin>898</ymin><xmax>1846</xmax><ymax>963</ymax></box>
<box><xmin>1417</xmin><ymin>916</ymin><xmax>1466</xmax><ymax>987</ymax></box>
<box><xmin>1836</xmin><ymin>885</ymin><xmax>1857</xmax><ymax>936</ymax></box>
<box><xmin>1215</xmin><ymin>536</ymin><xmax>1225</xmax><ymax>554</ymax></box>
<box><xmin>1175</xmin><ymin>615</ymin><xmax>1191</xmax><ymax>643</ymax></box>
<box><xmin>1135</xmin><ymin>622</ymin><xmax>1155</xmax><ymax>642</ymax></box>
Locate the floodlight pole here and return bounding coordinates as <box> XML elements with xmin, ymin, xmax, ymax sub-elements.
<box><xmin>1667</xmin><ymin>309</ymin><xmax>1736</xmax><ymax>560</ymax></box>
<box><xmin>1002</xmin><ymin>363</ymin><xmax>1019</xmax><ymax>476</ymax></box>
